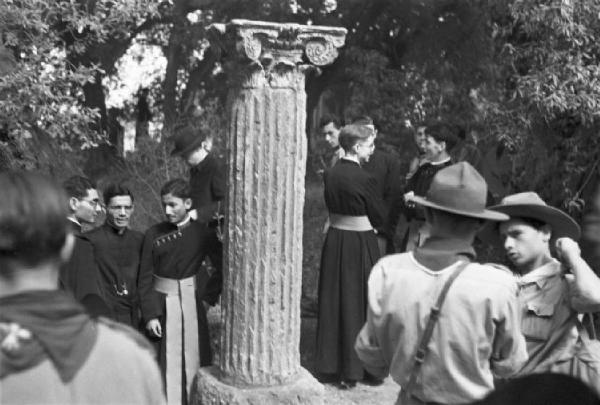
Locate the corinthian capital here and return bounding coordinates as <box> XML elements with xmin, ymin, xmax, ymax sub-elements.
<box><xmin>208</xmin><ymin>19</ymin><xmax>347</xmax><ymax>69</ymax></box>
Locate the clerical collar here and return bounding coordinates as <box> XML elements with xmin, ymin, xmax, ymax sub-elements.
<box><xmin>105</xmin><ymin>221</ymin><xmax>127</xmax><ymax>235</ymax></box>
<box><xmin>176</xmin><ymin>214</ymin><xmax>192</xmax><ymax>230</ymax></box>
<box><xmin>430</xmin><ymin>157</ymin><xmax>451</xmax><ymax>166</ymax></box>
<box><xmin>341</xmin><ymin>156</ymin><xmax>360</xmax><ymax>165</ymax></box>
<box><xmin>67</xmin><ymin>217</ymin><xmax>82</xmax><ymax>234</ymax></box>
<box><xmin>67</xmin><ymin>216</ymin><xmax>81</xmax><ymax>228</ymax></box>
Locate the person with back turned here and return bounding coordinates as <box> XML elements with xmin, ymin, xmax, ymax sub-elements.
<box><xmin>356</xmin><ymin>162</ymin><xmax>528</xmax><ymax>404</ymax></box>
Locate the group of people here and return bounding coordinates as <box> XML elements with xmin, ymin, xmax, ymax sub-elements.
<box><xmin>1</xmin><ymin>113</ymin><xmax>600</xmax><ymax>405</ymax></box>
<box><xmin>314</xmin><ymin>116</ymin><xmax>600</xmax><ymax>403</ymax></box>
<box><xmin>0</xmin><ymin>125</ymin><xmax>225</xmax><ymax>404</ymax></box>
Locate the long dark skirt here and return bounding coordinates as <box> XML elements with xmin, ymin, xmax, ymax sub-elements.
<box><xmin>315</xmin><ymin>227</ymin><xmax>381</xmax><ymax>381</ymax></box>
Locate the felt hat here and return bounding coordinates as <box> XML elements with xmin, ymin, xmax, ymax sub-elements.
<box><xmin>488</xmin><ymin>192</ymin><xmax>581</xmax><ymax>240</ymax></box>
<box><xmin>408</xmin><ymin>161</ymin><xmax>509</xmax><ymax>221</ymax></box>
<box><xmin>170</xmin><ymin>126</ymin><xmax>204</xmax><ymax>157</ymax></box>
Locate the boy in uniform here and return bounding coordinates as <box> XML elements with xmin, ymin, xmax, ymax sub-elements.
<box><xmin>138</xmin><ymin>178</ymin><xmax>222</xmax><ymax>404</ymax></box>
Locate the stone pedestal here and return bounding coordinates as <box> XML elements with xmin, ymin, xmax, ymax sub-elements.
<box><xmin>192</xmin><ymin>20</ymin><xmax>346</xmax><ymax>405</ymax></box>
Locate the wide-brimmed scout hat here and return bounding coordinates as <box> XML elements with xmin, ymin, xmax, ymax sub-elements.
<box><xmin>170</xmin><ymin>126</ymin><xmax>204</xmax><ymax>157</ymax></box>
<box><xmin>408</xmin><ymin>161</ymin><xmax>509</xmax><ymax>221</ymax></box>
<box><xmin>488</xmin><ymin>192</ymin><xmax>581</xmax><ymax>240</ymax></box>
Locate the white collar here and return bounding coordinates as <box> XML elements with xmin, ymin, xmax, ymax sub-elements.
<box><xmin>341</xmin><ymin>155</ymin><xmax>360</xmax><ymax>164</ymax></box>
<box><xmin>67</xmin><ymin>216</ymin><xmax>81</xmax><ymax>227</ymax></box>
<box><xmin>176</xmin><ymin>214</ymin><xmax>192</xmax><ymax>229</ymax></box>
<box><xmin>430</xmin><ymin>157</ymin><xmax>452</xmax><ymax>166</ymax></box>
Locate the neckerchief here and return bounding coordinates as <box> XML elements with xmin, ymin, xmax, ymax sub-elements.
<box><xmin>413</xmin><ymin>235</ymin><xmax>476</xmax><ymax>271</ymax></box>
<box><xmin>518</xmin><ymin>258</ymin><xmax>562</xmax><ymax>288</ymax></box>
<box><xmin>0</xmin><ymin>290</ymin><xmax>97</xmax><ymax>382</ymax></box>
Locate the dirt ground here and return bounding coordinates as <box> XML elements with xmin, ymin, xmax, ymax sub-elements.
<box><xmin>206</xmin><ymin>307</ymin><xmax>399</xmax><ymax>404</ymax></box>
<box><xmin>299</xmin><ymin>317</ymin><xmax>399</xmax><ymax>404</ymax></box>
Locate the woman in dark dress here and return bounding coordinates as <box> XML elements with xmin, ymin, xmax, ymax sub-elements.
<box><xmin>315</xmin><ymin>124</ymin><xmax>385</xmax><ymax>388</ymax></box>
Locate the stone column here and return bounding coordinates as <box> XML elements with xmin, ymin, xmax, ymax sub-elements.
<box><xmin>193</xmin><ymin>20</ymin><xmax>346</xmax><ymax>405</ymax></box>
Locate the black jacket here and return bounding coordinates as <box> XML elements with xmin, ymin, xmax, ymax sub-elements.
<box><xmin>60</xmin><ymin>221</ymin><xmax>111</xmax><ymax>317</ymax></box>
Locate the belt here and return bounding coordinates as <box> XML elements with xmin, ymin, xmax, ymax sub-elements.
<box><xmin>329</xmin><ymin>214</ymin><xmax>373</xmax><ymax>231</ymax></box>
<box><xmin>153</xmin><ymin>275</ymin><xmax>200</xmax><ymax>405</ymax></box>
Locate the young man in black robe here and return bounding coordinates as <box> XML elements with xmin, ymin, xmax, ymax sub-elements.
<box><xmin>401</xmin><ymin>122</ymin><xmax>456</xmax><ymax>251</ymax></box>
<box><xmin>62</xmin><ymin>175</ymin><xmax>110</xmax><ymax>317</ymax></box>
<box><xmin>352</xmin><ymin>116</ymin><xmax>403</xmax><ymax>254</ymax></box>
<box><xmin>86</xmin><ymin>182</ymin><xmax>143</xmax><ymax>327</ymax></box>
<box><xmin>138</xmin><ymin>178</ymin><xmax>222</xmax><ymax>405</ymax></box>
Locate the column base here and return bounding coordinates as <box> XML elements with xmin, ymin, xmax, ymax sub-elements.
<box><xmin>191</xmin><ymin>367</ymin><xmax>324</xmax><ymax>405</ymax></box>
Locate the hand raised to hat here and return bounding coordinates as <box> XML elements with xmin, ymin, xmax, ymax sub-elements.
<box><xmin>556</xmin><ymin>237</ymin><xmax>581</xmax><ymax>269</ymax></box>
<box><xmin>557</xmin><ymin>237</ymin><xmax>600</xmax><ymax>312</ymax></box>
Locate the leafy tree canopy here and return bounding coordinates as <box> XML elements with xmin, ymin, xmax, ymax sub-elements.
<box><xmin>2</xmin><ymin>0</ymin><xmax>599</xmax><ymax>212</ymax></box>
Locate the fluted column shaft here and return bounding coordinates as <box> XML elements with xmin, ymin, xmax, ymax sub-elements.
<box><xmin>198</xmin><ymin>20</ymin><xmax>346</xmax><ymax>399</ymax></box>
<box><xmin>220</xmin><ymin>65</ymin><xmax>307</xmax><ymax>386</ymax></box>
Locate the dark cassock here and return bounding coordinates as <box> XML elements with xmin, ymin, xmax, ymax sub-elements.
<box><xmin>138</xmin><ymin>217</ymin><xmax>222</xmax><ymax>405</ymax></box>
<box><xmin>189</xmin><ymin>153</ymin><xmax>225</xmax><ymax>224</ymax></box>
<box><xmin>401</xmin><ymin>158</ymin><xmax>453</xmax><ymax>251</ymax></box>
<box><xmin>316</xmin><ymin>158</ymin><xmax>384</xmax><ymax>383</ymax></box>
<box><xmin>363</xmin><ymin>148</ymin><xmax>403</xmax><ymax>254</ymax></box>
<box><xmin>86</xmin><ymin>223</ymin><xmax>144</xmax><ymax>327</ymax></box>
<box><xmin>60</xmin><ymin>220</ymin><xmax>111</xmax><ymax>317</ymax></box>
<box><xmin>189</xmin><ymin>153</ymin><xmax>225</xmax><ymax>281</ymax></box>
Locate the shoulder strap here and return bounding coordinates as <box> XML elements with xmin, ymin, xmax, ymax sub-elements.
<box><xmin>404</xmin><ymin>261</ymin><xmax>470</xmax><ymax>396</ymax></box>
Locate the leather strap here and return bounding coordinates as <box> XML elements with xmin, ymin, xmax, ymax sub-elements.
<box><xmin>404</xmin><ymin>261</ymin><xmax>469</xmax><ymax>398</ymax></box>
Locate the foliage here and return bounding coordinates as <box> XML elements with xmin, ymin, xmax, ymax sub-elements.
<box><xmin>307</xmin><ymin>0</ymin><xmax>600</xmax><ymax>211</ymax></box>
<box><xmin>0</xmin><ymin>0</ymin><xmax>99</xmax><ymax>151</ymax></box>
<box><xmin>486</xmin><ymin>0</ymin><xmax>600</xmax><ymax>210</ymax></box>
<box><xmin>0</xmin><ymin>0</ymin><xmax>161</xmax><ymax>169</ymax></box>
<box><xmin>3</xmin><ymin>0</ymin><xmax>600</xmax><ymax>215</ymax></box>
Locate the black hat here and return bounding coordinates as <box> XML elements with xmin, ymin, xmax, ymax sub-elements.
<box><xmin>170</xmin><ymin>126</ymin><xmax>204</xmax><ymax>157</ymax></box>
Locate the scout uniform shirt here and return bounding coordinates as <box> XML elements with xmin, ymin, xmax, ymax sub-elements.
<box><xmin>516</xmin><ymin>258</ymin><xmax>600</xmax><ymax>394</ymax></box>
<box><xmin>355</xmin><ymin>237</ymin><xmax>528</xmax><ymax>404</ymax></box>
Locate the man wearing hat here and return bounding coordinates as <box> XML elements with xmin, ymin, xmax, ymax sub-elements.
<box><xmin>171</xmin><ymin>126</ymin><xmax>225</xmax><ymax>225</ymax></box>
<box><xmin>355</xmin><ymin>162</ymin><xmax>528</xmax><ymax>405</ymax></box>
<box><xmin>171</xmin><ymin>125</ymin><xmax>224</xmax><ymax>299</ymax></box>
<box><xmin>490</xmin><ymin>192</ymin><xmax>600</xmax><ymax>394</ymax></box>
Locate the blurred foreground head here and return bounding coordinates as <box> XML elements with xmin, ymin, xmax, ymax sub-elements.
<box><xmin>474</xmin><ymin>373</ymin><xmax>600</xmax><ymax>405</ymax></box>
<box><xmin>0</xmin><ymin>171</ymin><xmax>71</xmax><ymax>278</ymax></box>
